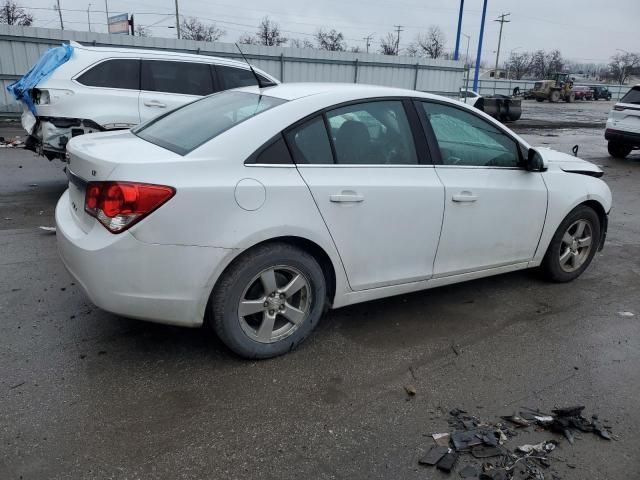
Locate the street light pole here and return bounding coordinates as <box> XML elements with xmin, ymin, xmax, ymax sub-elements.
<box><xmin>174</xmin><ymin>0</ymin><xmax>181</xmax><ymax>39</ymax></box>
<box><xmin>87</xmin><ymin>4</ymin><xmax>91</xmax><ymax>32</ymax></box>
<box><xmin>104</xmin><ymin>0</ymin><xmax>109</xmax><ymax>32</ymax></box>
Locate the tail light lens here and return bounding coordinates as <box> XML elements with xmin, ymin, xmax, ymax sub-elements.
<box><xmin>85</xmin><ymin>181</ymin><xmax>175</xmax><ymax>233</ymax></box>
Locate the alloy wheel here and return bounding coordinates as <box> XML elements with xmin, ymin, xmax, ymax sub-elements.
<box><xmin>559</xmin><ymin>219</ymin><xmax>593</xmax><ymax>273</ymax></box>
<box><xmin>237</xmin><ymin>265</ymin><xmax>312</xmax><ymax>343</ymax></box>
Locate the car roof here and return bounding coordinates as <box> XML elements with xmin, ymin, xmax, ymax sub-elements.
<box><xmin>71</xmin><ymin>43</ymin><xmax>254</xmax><ymax>69</ymax></box>
<box><xmin>233</xmin><ymin>82</ymin><xmax>444</xmax><ymax>102</ymax></box>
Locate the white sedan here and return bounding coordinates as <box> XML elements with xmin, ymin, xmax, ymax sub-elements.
<box><xmin>56</xmin><ymin>83</ymin><xmax>612</xmax><ymax>358</ymax></box>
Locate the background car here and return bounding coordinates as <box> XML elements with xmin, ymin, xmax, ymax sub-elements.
<box><xmin>458</xmin><ymin>88</ymin><xmax>482</xmax><ymax>106</ymax></box>
<box><xmin>605</xmin><ymin>84</ymin><xmax>640</xmax><ymax>158</ymax></box>
<box><xmin>591</xmin><ymin>86</ymin><xmax>612</xmax><ymax>101</ymax></box>
<box><xmin>56</xmin><ymin>83</ymin><xmax>611</xmax><ymax>359</ymax></box>
<box><xmin>573</xmin><ymin>86</ymin><xmax>594</xmax><ymax>100</ymax></box>
<box><xmin>9</xmin><ymin>43</ymin><xmax>278</xmax><ymax>160</ymax></box>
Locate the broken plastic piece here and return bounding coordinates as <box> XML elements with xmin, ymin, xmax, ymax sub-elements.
<box><xmin>517</xmin><ymin>440</ymin><xmax>556</xmax><ymax>454</ymax></box>
<box><xmin>432</xmin><ymin>432</ymin><xmax>451</xmax><ymax>447</ymax></box>
<box><xmin>418</xmin><ymin>445</ymin><xmax>449</xmax><ymax>466</ymax></box>
<box><xmin>436</xmin><ymin>451</ymin><xmax>459</xmax><ymax>472</ymax></box>
<box><xmin>552</xmin><ymin>406</ymin><xmax>585</xmax><ymax>417</ymax></box>
<box><xmin>471</xmin><ymin>445</ymin><xmax>503</xmax><ymax>458</ymax></box>
<box><xmin>501</xmin><ymin>413</ymin><xmax>530</xmax><ymax>427</ymax></box>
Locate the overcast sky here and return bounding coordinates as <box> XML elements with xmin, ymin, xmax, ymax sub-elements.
<box><xmin>24</xmin><ymin>0</ymin><xmax>639</xmax><ymax>64</ymax></box>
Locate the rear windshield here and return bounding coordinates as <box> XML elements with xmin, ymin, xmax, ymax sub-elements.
<box><xmin>620</xmin><ymin>86</ymin><xmax>640</xmax><ymax>105</ymax></box>
<box><xmin>133</xmin><ymin>91</ymin><xmax>286</xmax><ymax>155</ymax></box>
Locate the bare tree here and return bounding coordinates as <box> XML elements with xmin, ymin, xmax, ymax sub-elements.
<box><xmin>180</xmin><ymin>17</ymin><xmax>225</xmax><ymax>42</ymax></box>
<box><xmin>350</xmin><ymin>46</ymin><xmax>362</xmax><ymax>53</ymax></box>
<box><xmin>238</xmin><ymin>32</ymin><xmax>258</xmax><ymax>45</ymax></box>
<box><xmin>256</xmin><ymin>16</ymin><xmax>287</xmax><ymax>46</ymax></box>
<box><xmin>134</xmin><ymin>25</ymin><xmax>150</xmax><ymax>37</ymax></box>
<box><xmin>315</xmin><ymin>29</ymin><xmax>345</xmax><ymax>51</ymax></box>
<box><xmin>421</xmin><ymin>26</ymin><xmax>446</xmax><ymax>58</ymax></box>
<box><xmin>609</xmin><ymin>52</ymin><xmax>640</xmax><ymax>84</ymax></box>
<box><xmin>290</xmin><ymin>38</ymin><xmax>315</xmax><ymax>49</ymax></box>
<box><xmin>529</xmin><ymin>49</ymin><xmax>565</xmax><ymax>79</ymax></box>
<box><xmin>504</xmin><ymin>51</ymin><xmax>531</xmax><ymax>79</ymax></box>
<box><xmin>0</xmin><ymin>0</ymin><xmax>33</xmax><ymax>26</ymax></box>
<box><xmin>379</xmin><ymin>32</ymin><xmax>398</xmax><ymax>55</ymax></box>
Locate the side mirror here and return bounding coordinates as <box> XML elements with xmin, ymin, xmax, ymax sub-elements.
<box><xmin>525</xmin><ymin>148</ymin><xmax>546</xmax><ymax>172</ymax></box>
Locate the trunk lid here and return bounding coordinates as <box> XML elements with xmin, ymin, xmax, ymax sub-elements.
<box><xmin>65</xmin><ymin>130</ymin><xmax>182</xmax><ymax>232</ymax></box>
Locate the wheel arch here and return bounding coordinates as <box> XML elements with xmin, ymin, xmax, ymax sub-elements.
<box><xmin>203</xmin><ymin>235</ymin><xmax>338</xmax><ymax>326</ymax></box>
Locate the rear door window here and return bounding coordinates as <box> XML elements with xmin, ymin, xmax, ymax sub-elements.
<box><xmin>216</xmin><ymin>65</ymin><xmax>270</xmax><ymax>89</ymax></box>
<box><xmin>141</xmin><ymin>60</ymin><xmax>214</xmax><ymax>96</ymax></box>
<box><xmin>77</xmin><ymin>59</ymin><xmax>140</xmax><ymax>90</ymax></box>
<box><xmin>620</xmin><ymin>86</ymin><xmax>640</xmax><ymax>104</ymax></box>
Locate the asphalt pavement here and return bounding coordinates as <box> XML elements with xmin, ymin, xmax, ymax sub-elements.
<box><xmin>1</xmin><ymin>102</ymin><xmax>639</xmax><ymax>479</ymax></box>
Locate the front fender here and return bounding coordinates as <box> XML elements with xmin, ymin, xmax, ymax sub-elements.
<box><xmin>531</xmin><ymin>170</ymin><xmax>612</xmax><ymax>265</ymax></box>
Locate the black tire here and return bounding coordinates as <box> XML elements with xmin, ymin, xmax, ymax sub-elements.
<box><xmin>211</xmin><ymin>243</ymin><xmax>327</xmax><ymax>359</ymax></box>
<box><xmin>541</xmin><ymin>205</ymin><xmax>601</xmax><ymax>283</ymax></box>
<box><xmin>535</xmin><ymin>97</ymin><xmax>545</xmax><ymax>102</ymax></box>
<box><xmin>608</xmin><ymin>141</ymin><xmax>632</xmax><ymax>159</ymax></box>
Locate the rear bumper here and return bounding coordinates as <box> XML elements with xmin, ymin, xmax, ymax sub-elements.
<box><xmin>55</xmin><ymin>190</ymin><xmax>234</xmax><ymax>327</ymax></box>
<box><xmin>605</xmin><ymin>128</ymin><xmax>640</xmax><ymax>147</ymax></box>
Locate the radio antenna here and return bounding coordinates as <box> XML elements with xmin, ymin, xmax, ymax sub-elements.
<box><xmin>235</xmin><ymin>43</ymin><xmax>277</xmax><ymax>89</ymax></box>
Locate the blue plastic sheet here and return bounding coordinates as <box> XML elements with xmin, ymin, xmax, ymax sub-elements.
<box><xmin>6</xmin><ymin>43</ymin><xmax>74</xmax><ymax>115</ymax></box>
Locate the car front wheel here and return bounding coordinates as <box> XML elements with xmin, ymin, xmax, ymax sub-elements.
<box><xmin>541</xmin><ymin>205</ymin><xmax>601</xmax><ymax>282</ymax></box>
<box><xmin>211</xmin><ymin>243</ymin><xmax>327</xmax><ymax>359</ymax></box>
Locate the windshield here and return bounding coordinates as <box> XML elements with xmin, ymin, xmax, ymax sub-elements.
<box><xmin>134</xmin><ymin>91</ymin><xmax>286</xmax><ymax>155</ymax></box>
<box><xmin>620</xmin><ymin>86</ymin><xmax>640</xmax><ymax>105</ymax></box>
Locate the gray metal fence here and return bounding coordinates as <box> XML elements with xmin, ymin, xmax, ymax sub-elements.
<box><xmin>0</xmin><ymin>24</ymin><xmax>465</xmax><ymax>116</ymax></box>
<box><xmin>475</xmin><ymin>78</ymin><xmax>632</xmax><ymax>100</ymax></box>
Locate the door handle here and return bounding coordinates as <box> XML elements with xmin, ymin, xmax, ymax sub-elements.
<box><xmin>452</xmin><ymin>192</ymin><xmax>478</xmax><ymax>203</ymax></box>
<box><xmin>143</xmin><ymin>99</ymin><xmax>167</xmax><ymax>108</ymax></box>
<box><xmin>330</xmin><ymin>192</ymin><xmax>364</xmax><ymax>203</ymax></box>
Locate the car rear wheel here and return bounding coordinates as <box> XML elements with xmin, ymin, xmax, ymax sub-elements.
<box><xmin>608</xmin><ymin>141</ymin><xmax>632</xmax><ymax>159</ymax></box>
<box><xmin>211</xmin><ymin>243</ymin><xmax>326</xmax><ymax>359</ymax></box>
<box><xmin>541</xmin><ymin>205</ymin><xmax>600</xmax><ymax>282</ymax></box>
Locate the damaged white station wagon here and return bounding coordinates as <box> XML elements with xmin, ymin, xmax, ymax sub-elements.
<box><xmin>8</xmin><ymin>42</ymin><xmax>278</xmax><ymax>160</ymax></box>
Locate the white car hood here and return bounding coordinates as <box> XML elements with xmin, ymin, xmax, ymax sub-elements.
<box><xmin>537</xmin><ymin>147</ymin><xmax>603</xmax><ymax>175</ymax></box>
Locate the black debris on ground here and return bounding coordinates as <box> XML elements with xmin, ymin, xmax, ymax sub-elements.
<box><xmin>418</xmin><ymin>407</ymin><xmax>613</xmax><ymax>479</ymax></box>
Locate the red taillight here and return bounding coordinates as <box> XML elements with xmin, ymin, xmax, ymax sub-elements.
<box><xmin>85</xmin><ymin>181</ymin><xmax>175</xmax><ymax>233</ymax></box>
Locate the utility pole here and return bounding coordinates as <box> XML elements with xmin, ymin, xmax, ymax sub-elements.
<box><xmin>55</xmin><ymin>0</ymin><xmax>64</xmax><ymax>30</ymax></box>
<box><xmin>394</xmin><ymin>25</ymin><xmax>403</xmax><ymax>55</ymax></box>
<box><xmin>493</xmin><ymin>13</ymin><xmax>510</xmax><ymax>78</ymax></box>
<box><xmin>174</xmin><ymin>0</ymin><xmax>181</xmax><ymax>39</ymax></box>
<box><xmin>104</xmin><ymin>0</ymin><xmax>109</xmax><ymax>31</ymax></box>
<box><xmin>87</xmin><ymin>4</ymin><xmax>91</xmax><ymax>32</ymax></box>
<box><xmin>454</xmin><ymin>0</ymin><xmax>464</xmax><ymax>60</ymax></box>
<box><xmin>363</xmin><ymin>34</ymin><xmax>374</xmax><ymax>54</ymax></box>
